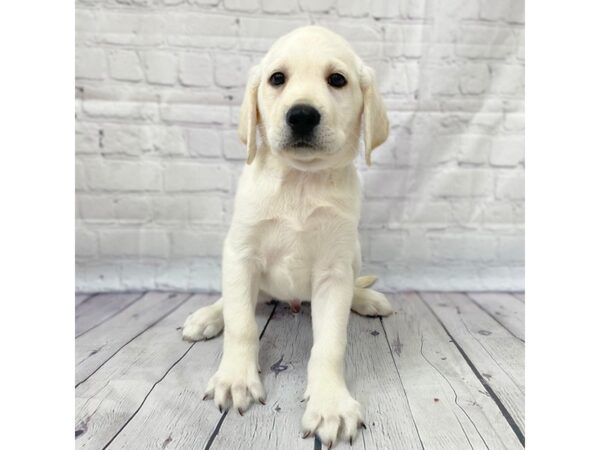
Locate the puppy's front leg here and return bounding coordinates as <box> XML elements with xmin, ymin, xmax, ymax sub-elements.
<box><xmin>205</xmin><ymin>247</ymin><xmax>265</xmax><ymax>414</ymax></box>
<box><xmin>302</xmin><ymin>264</ymin><xmax>364</xmax><ymax>447</ymax></box>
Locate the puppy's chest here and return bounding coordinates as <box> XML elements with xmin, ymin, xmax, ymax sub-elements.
<box><xmin>255</xmin><ymin>200</ymin><xmax>350</xmax><ymax>300</ymax></box>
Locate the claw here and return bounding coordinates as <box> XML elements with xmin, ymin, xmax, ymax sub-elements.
<box><xmin>327</xmin><ymin>442</ymin><xmax>333</xmax><ymax>450</ymax></box>
<box><xmin>258</xmin><ymin>398</ymin><xmax>266</xmax><ymax>405</ymax></box>
<box><xmin>238</xmin><ymin>408</ymin><xmax>244</xmax><ymax>416</ymax></box>
<box><xmin>202</xmin><ymin>394</ymin><xmax>209</xmax><ymax>401</ymax></box>
<box><xmin>302</xmin><ymin>431</ymin><xmax>311</xmax><ymax>439</ymax></box>
<box><xmin>218</xmin><ymin>405</ymin><xmax>223</xmax><ymax>413</ymax></box>
<box><xmin>350</xmin><ymin>437</ymin><xmax>353</xmax><ymax>446</ymax></box>
<box><xmin>360</xmin><ymin>421</ymin><xmax>367</xmax><ymax>429</ymax></box>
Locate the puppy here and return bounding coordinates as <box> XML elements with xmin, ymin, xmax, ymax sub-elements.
<box><xmin>182</xmin><ymin>25</ymin><xmax>392</xmax><ymax>447</ymax></box>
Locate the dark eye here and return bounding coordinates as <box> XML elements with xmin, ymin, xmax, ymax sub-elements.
<box><xmin>327</xmin><ymin>73</ymin><xmax>347</xmax><ymax>88</ymax></box>
<box><xmin>269</xmin><ymin>72</ymin><xmax>286</xmax><ymax>86</ymax></box>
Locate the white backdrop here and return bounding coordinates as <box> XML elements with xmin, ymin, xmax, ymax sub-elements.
<box><xmin>75</xmin><ymin>0</ymin><xmax>524</xmax><ymax>292</ymax></box>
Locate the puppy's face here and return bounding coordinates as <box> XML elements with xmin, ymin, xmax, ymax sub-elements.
<box><xmin>240</xmin><ymin>26</ymin><xmax>389</xmax><ymax>171</ymax></box>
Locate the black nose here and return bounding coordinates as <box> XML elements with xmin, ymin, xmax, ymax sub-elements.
<box><xmin>286</xmin><ymin>104</ymin><xmax>321</xmax><ymax>135</ymax></box>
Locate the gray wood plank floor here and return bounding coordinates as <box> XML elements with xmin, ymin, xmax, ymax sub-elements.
<box><xmin>75</xmin><ymin>291</ymin><xmax>525</xmax><ymax>450</ymax></box>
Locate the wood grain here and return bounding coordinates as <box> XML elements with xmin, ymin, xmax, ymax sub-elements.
<box><xmin>76</xmin><ymin>294</ymin><xmax>93</xmax><ymax>308</ymax></box>
<box><xmin>512</xmin><ymin>293</ymin><xmax>525</xmax><ymax>302</ymax></box>
<box><xmin>105</xmin><ymin>300</ymin><xmax>276</xmax><ymax>450</ymax></box>
<box><xmin>468</xmin><ymin>292</ymin><xmax>525</xmax><ymax>341</ymax></box>
<box><xmin>383</xmin><ymin>293</ymin><xmax>523</xmax><ymax>449</ymax></box>
<box><xmin>75</xmin><ymin>292</ymin><xmax>190</xmax><ymax>385</ymax></box>
<box><xmin>420</xmin><ymin>292</ymin><xmax>525</xmax><ymax>440</ymax></box>
<box><xmin>76</xmin><ymin>292</ymin><xmax>144</xmax><ymax>337</ymax></box>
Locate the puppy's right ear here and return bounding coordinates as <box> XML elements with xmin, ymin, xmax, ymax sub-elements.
<box><xmin>238</xmin><ymin>65</ymin><xmax>261</xmax><ymax>164</ymax></box>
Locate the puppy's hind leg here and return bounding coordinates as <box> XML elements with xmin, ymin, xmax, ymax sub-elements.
<box><xmin>351</xmin><ymin>276</ymin><xmax>393</xmax><ymax>317</ymax></box>
<box><xmin>182</xmin><ymin>297</ymin><xmax>224</xmax><ymax>341</ymax></box>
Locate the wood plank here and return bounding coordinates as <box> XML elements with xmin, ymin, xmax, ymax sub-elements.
<box><xmin>421</xmin><ymin>292</ymin><xmax>525</xmax><ymax>441</ymax></box>
<box><xmin>75</xmin><ymin>292</ymin><xmax>190</xmax><ymax>385</ymax></box>
<box><xmin>76</xmin><ymin>294</ymin><xmax>217</xmax><ymax>449</ymax></box>
<box><xmin>76</xmin><ymin>292</ymin><xmax>144</xmax><ymax>337</ymax></box>
<box><xmin>105</xmin><ymin>301</ymin><xmax>276</xmax><ymax>450</ymax></box>
<box><xmin>467</xmin><ymin>293</ymin><xmax>525</xmax><ymax>341</ymax></box>
<box><xmin>211</xmin><ymin>303</ymin><xmax>424</xmax><ymax>450</ymax></box>
<box><xmin>383</xmin><ymin>293</ymin><xmax>523</xmax><ymax>449</ymax></box>
<box><xmin>76</xmin><ymin>294</ymin><xmax>92</xmax><ymax>308</ymax></box>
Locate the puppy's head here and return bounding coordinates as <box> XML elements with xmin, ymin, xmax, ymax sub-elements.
<box><xmin>239</xmin><ymin>26</ymin><xmax>388</xmax><ymax>171</ymax></box>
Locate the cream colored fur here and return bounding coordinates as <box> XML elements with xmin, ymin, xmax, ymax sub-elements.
<box><xmin>182</xmin><ymin>26</ymin><xmax>392</xmax><ymax>447</ymax></box>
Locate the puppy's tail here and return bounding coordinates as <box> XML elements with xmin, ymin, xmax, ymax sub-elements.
<box><xmin>352</xmin><ymin>275</ymin><xmax>393</xmax><ymax>317</ymax></box>
<box><xmin>354</xmin><ymin>275</ymin><xmax>378</xmax><ymax>289</ymax></box>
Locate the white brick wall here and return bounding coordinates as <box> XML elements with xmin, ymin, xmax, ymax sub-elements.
<box><xmin>75</xmin><ymin>0</ymin><xmax>525</xmax><ymax>292</ymax></box>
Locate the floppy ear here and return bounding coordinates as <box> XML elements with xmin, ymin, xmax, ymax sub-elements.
<box><xmin>238</xmin><ymin>65</ymin><xmax>261</xmax><ymax>164</ymax></box>
<box><xmin>360</xmin><ymin>65</ymin><xmax>389</xmax><ymax>166</ymax></box>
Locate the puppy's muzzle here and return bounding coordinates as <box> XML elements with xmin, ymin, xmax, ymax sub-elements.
<box><xmin>286</xmin><ymin>104</ymin><xmax>321</xmax><ymax>139</ymax></box>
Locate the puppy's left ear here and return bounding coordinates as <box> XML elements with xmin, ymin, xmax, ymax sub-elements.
<box><xmin>238</xmin><ymin>65</ymin><xmax>261</xmax><ymax>164</ymax></box>
<box><xmin>360</xmin><ymin>65</ymin><xmax>389</xmax><ymax>166</ymax></box>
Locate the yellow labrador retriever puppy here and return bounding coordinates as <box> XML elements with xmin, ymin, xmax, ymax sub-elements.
<box><xmin>182</xmin><ymin>25</ymin><xmax>392</xmax><ymax>447</ymax></box>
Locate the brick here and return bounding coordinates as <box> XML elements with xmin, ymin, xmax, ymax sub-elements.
<box><xmin>76</xmin><ymin>48</ymin><xmax>106</xmax><ymax>80</ymax></box>
<box><xmin>152</xmin><ymin>197</ymin><xmax>189</xmax><ymax>223</ymax></box>
<box><xmin>171</xmin><ymin>230</ymin><xmax>224</xmax><ymax>256</ymax></box>
<box><xmin>391</xmin><ymin>201</ymin><xmax>453</xmax><ymax>227</ymax></box>
<box><xmin>483</xmin><ymin>201</ymin><xmax>520</xmax><ymax>225</ymax></box>
<box><xmin>428</xmin><ymin>168</ymin><xmax>494</xmax><ymax>197</ymax></box>
<box><xmin>371</xmin><ymin>0</ymin><xmax>400</xmax><ymax>18</ymax></box>
<box><xmin>166</xmin><ymin>14</ymin><xmax>237</xmax><ymax>49</ymax></box>
<box><xmin>187</xmin><ymin>128</ymin><xmax>222</xmax><ymax>157</ymax></box>
<box><xmin>370</xmin><ymin>234</ymin><xmax>405</xmax><ymax>262</ymax></box>
<box><xmin>164</xmin><ymin>163</ymin><xmax>230</xmax><ymax>192</ymax></box>
<box><xmin>362</xmin><ymin>169</ymin><xmax>411</xmax><ymax>199</ymax></box>
<box><xmin>239</xmin><ymin>17</ymin><xmax>306</xmax><ymax>51</ymax></box>
<box><xmin>459</xmin><ymin>63</ymin><xmax>490</xmax><ymax>94</ymax></box>
<box><xmin>496</xmin><ymin>172</ymin><xmax>524</xmax><ymax>199</ymax></box>
<box><xmin>151</xmin><ymin>127</ymin><xmax>187</xmax><ymax>156</ymax></box>
<box><xmin>489</xmin><ymin>136</ymin><xmax>524</xmax><ymax>167</ymax></box>
<box><xmin>189</xmin><ymin>196</ymin><xmax>224</xmax><ymax>223</ymax></box>
<box><xmin>457</xmin><ymin>25</ymin><xmax>516</xmax><ymax>59</ymax></box>
<box><xmin>436</xmin><ymin>135</ymin><xmax>492</xmax><ymax>165</ymax></box>
<box><xmin>76</xmin><ymin>160</ymin><xmax>86</xmax><ymax>191</ymax></box>
<box><xmin>79</xmin><ymin>195</ymin><xmax>115</xmax><ymax>221</ymax></box>
<box><xmin>479</xmin><ymin>0</ymin><xmax>509</xmax><ymax>21</ymax></box>
<box><xmin>261</xmin><ymin>0</ymin><xmax>298</xmax><ymax>14</ymax></box>
<box><xmin>489</xmin><ymin>64</ymin><xmax>524</xmax><ymax>95</ymax></box>
<box><xmin>403</xmin><ymin>230</ymin><xmax>431</xmax><ymax>261</ymax></box>
<box><xmin>360</xmin><ymin>200</ymin><xmax>392</xmax><ymax>228</ymax></box>
<box><xmin>336</xmin><ymin>0</ymin><xmax>369</xmax><ymax>17</ymax></box>
<box><xmin>497</xmin><ymin>235</ymin><xmax>524</xmax><ymax>262</ymax></box>
<box><xmin>101</xmin><ymin>124</ymin><xmax>151</xmax><ymax>156</ymax></box>
<box><xmin>99</xmin><ymin>229</ymin><xmax>169</xmax><ymax>258</ymax></box>
<box><xmin>215</xmin><ymin>54</ymin><xmax>253</xmax><ymax>88</ymax></box>
<box><xmin>108</xmin><ymin>50</ymin><xmax>143</xmax><ymax>82</ymax></box>
<box><xmin>430</xmin><ymin>65</ymin><xmax>460</xmax><ymax>95</ymax></box>
<box><xmin>76</xmin><ymin>122</ymin><xmax>101</xmax><ymax>154</ymax></box>
<box><xmin>179</xmin><ymin>53</ymin><xmax>212</xmax><ymax>87</ymax></box>
<box><xmin>434</xmin><ymin>234</ymin><xmax>496</xmax><ymax>261</ymax></box>
<box><xmin>300</xmin><ymin>0</ymin><xmax>335</xmax><ymax>13</ymax></box>
<box><xmin>160</xmin><ymin>104</ymin><xmax>229</xmax><ymax>125</ymax></box>
<box><xmin>143</xmin><ymin>51</ymin><xmax>178</xmax><ymax>85</ymax></box>
<box><xmin>83</xmin><ymin>100</ymin><xmax>158</xmax><ymax>121</ymax></box>
<box><xmin>86</xmin><ymin>160</ymin><xmax>162</xmax><ymax>191</ymax></box>
<box><xmin>97</xmin><ymin>12</ymin><xmax>165</xmax><ymax>46</ymax></box>
<box><xmin>76</xmin><ymin>228</ymin><xmax>97</xmax><ymax>257</ymax></box>
<box><xmin>224</xmin><ymin>0</ymin><xmax>259</xmax><ymax>11</ymax></box>
<box><xmin>114</xmin><ymin>197</ymin><xmax>152</xmax><ymax>222</ymax></box>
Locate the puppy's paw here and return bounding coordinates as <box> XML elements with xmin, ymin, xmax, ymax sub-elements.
<box><xmin>204</xmin><ymin>360</ymin><xmax>265</xmax><ymax>414</ymax></box>
<box><xmin>182</xmin><ymin>306</ymin><xmax>224</xmax><ymax>341</ymax></box>
<box><xmin>302</xmin><ymin>384</ymin><xmax>364</xmax><ymax>447</ymax></box>
<box><xmin>352</xmin><ymin>288</ymin><xmax>393</xmax><ymax>317</ymax></box>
